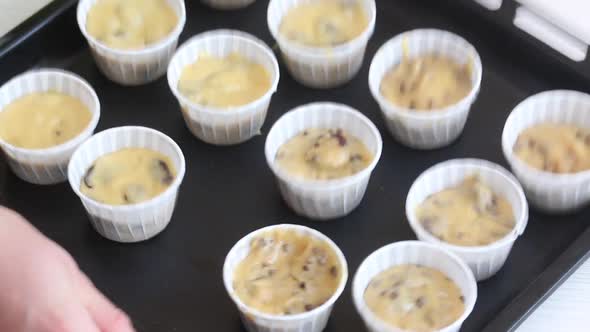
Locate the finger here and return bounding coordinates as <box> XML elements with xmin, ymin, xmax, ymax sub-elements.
<box><xmin>78</xmin><ymin>273</ymin><xmax>135</xmax><ymax>332</ymax></box>
<box><xmin>34</xmin><ymin>301</ymin><xmax>101</xmax><ymax>332</ymax></box>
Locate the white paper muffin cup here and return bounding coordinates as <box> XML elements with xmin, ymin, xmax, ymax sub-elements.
<box><xmin>502</xmin><ymin>90</ymin><xmax>590</xmax><ymax>213</ymax></box>
<box><xmin>352</xmin><ymin>241</ymin><xmax>477</xmax><ymax>332</ymax></box>
<box><xmin>0</xmin><ymin>69</ymin><xmax>100</xmax><ymax>185</ymax></box>
<box><xmin>265</xmin><ymin>102</ymin><xmax>383</xmax><ymax>220</ymax></box>
<box><xmin>405</xmin><ymin>159</ymin><xmax>529</xmax><ymax>281</ymax></box>
<box><xmin>167</xmin><ymin>30</ymin><xmax>280</xmax><ymax>145</ymax></box>
<box><xmin>369</xmin><ymin>29</ymin><xmax>483</xmax><ymax>150</ymax></box>
<box><xmin>68</xmin><ymin>126</ymin><xmax>186</xmax><ymax>243</ymax></box>
<box><xmin>77</xmin><ymin>0</ymin><xmax>186</xmax><ymax>86</ymax></box>
<box><xmin>223</xmin><ymin>223</ymin><xmax>348</xmax><ymax>332</ymax></box>
<box><xmin>201</xmin><ymin>0</ymin><xmax>256</xmax><ymax>10</ymax></box>
<box><xmin>267</xmin><ymin>0</ymin><xmax>377</xmax><ymax>88</ymax></box>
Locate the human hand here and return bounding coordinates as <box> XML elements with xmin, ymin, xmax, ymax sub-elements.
<box><xmin>0</xmin><ymin>207</ymin><xmax>135</xmax><ymax>332</ymax></box>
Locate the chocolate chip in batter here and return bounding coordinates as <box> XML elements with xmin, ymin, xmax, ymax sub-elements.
<box><xmin>281</xmin><ymin>243</ymin><xmax>291</xmax><ymax>253</ymax></box>
<box><xmin>123</xmin><ymin>184</ymin><xmax>148</xmax><ymax>204</ymax></box>
<box><xmin>303</xmin><ymin>130</ymin><xmax>309</xmax><ymax>136</ymax></box>
<box><xmin>459</xmin><ymin>295</ymin><xmax>465</xmax><ymax>303</ymax></box>
<box><xmin>299</xmin><ymin>282</ymin><xmax>306</xmax><ymax>290</ymax></box>
<box><xmin>54</xmin><ymin>130</ymin><xmax>62</xmax><ymax>137</ymax></box>
<box><xmin>302</xmin><ymin>264</ymin><xmax>309</xmax><ymax>272</ymax></box>
<box><xmin>415</xmin><ymin>296</ymin><xmax>426</xmax><ymax>308</ymax></box>
<box><xmin>304</xmin><ymin>304</ymin><xmax>315</xmax><ymax>312</ymax></box>
<box><xmin>154</xmin><ymin>159</ymin><xmax>174</xmax><ymax>184</ymax></box>
<box><xmin>389</xmin><ymin>291</ymin><xmax>399</xmax><ymax>300</ymax></box>
<box><xmin>330</xmin><ymin>265</ymin><xmax>338</xmax><ymax>277</ymax></box>
<box><xmin>349</xmin><ymin>154</ymin><xmax>363</xmax><ymax>162</ymax></box>
<box><xmin>83</xmin><ymin>165</ymin><xmax>95</xmax><ymax>189</ymax></box>
<box><xmin>399</xmin><ymin>81</ymin><xmax>407</xmax><ymax>94</ymax></box>
<box><xmin>332</xmin><ymin>129</ymin><xmax>347</xmax><ymax>146</ymax></box>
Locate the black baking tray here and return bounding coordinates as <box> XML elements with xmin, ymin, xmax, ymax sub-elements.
<box><xmin>1</xmin><ymin>0</ymin><xmax>589</xmax><ymax>331</ymax></box>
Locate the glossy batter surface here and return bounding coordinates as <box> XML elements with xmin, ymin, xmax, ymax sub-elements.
<box><xmin>80</xmin><ymin>148</ymin><xmax>176</xmax><ymax>205</ymax></box>
<box><xmin>275</xmin><ymin>128</ymin><xmax>373</xmax><ymax>180</ymax></box>
<box><xmin>178</xmin><ymin>53</ymin><xmax>271</xmax><ymax>108</ymax></box>
<box><xmin>364</xmin><ymin>264</ymin><xmax>465</xmax><ymax>332</ymax></box>
<box><xmin>380</xmin><ymin>54</ymin><xmax>472</xmax><ymax>110</ymax></box>
<box><xmin>514</xmin><ymin>123</ymin><xmax>590</xmax><ymax>173</ymax></box>
<box><xmin>86</xmin><ymin>0</ymin><xmax>178</xmax><ymax>50</ymax></box>
<box><xmin>0</xmin><ymin>91</ymin><xmax>92</xmax><ymax>149</ymax></box>
<box><xmin>279</xmin><ymin>0</ymin><xmax>368</xmax><ymax>47</ymax></box>
<box><xmin>233</xmin><ymin>229</ymin><xmax>342</xmax><ymax>315</ymax></box>
<box><xmin>416</xmin><ymin>176</ymin><xmax>515</xmax><ymax>246</ymax></box>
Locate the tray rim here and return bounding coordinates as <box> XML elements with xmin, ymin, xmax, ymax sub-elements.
<box><xmin>0</xmin><ymin>1</ymin><xmax>589</xmax><ymax>331</ymax></box>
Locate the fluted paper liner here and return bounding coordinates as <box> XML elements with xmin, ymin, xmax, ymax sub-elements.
<box><xmin>267</xmin><ymin>0</ymin><xmax>376</xmax><ymax>88</ymax></box>
<box><xmin>369</xmin><ymin>29</ymin><xmax>483</xmax><ymax>149</ymax></box>
<box><xmin>352</xmin><ymin>241</ymin><xmax>477</xmax><ymax>332</ymax></box>
<box><xmin>265</xmin><ymin>102</ymin><xmax>383</xmax><ymax>220</ymax></box>
<box><xmin>68</xmin><ymin>126</ymin><xmax>186</xmax><ymax>243</ymax></box>
<box><xmin>223</xmin><ymin>224</ymin><xmax>348</xmax><ymax>332</ymax></box>
<box><xmin>502</xmin><ymin>90</ymin><xmax>590</xmax><ymax>213</ymax></box>
<box><xmin>405</xmin><ymin>159</ymin><xmax>529</xmax><ymax>281</ymax></box>
<box><xmin>77</xmin><ymin>0</ymin><xmax>186</xmax><ymax>85</ymax></box>
<box><xmin>0</xmin><ymin>69</ymin><xmax>100</xmax><ymax>185</ymax></box>
<box><xmin>168</xmin><ymin>29</ymin><xmax>280</xmax><ymax>145</ymax></box>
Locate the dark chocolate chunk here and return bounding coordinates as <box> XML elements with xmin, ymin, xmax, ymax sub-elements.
<box><xmin>330</xmin><ymin>265</ymin><xmax>338</xmax><ymax>277</ymax></box>
<box><xmin>156</xmin><ymin>159</ymin><xmax>174</xmax><ymax>184</ymax></box>
<box><xmin>83</xmin><ymin>165</ymin><xmax>95</xmax><ymax>189</ymax></box>
<box><xmin>281</xmin><ymin>243</ymin><xmax>290</xmax><ymax>253</ymax></box>
<box><xmin>313</xmin><ymin>142</ymin><xmax>320</xmax><ymax>148</ymax></box>
<box><xmin>304</xmin><ymin>304</ymin><xmax>314</xmax><ymax>311</ymax></box>
<box><xmin>333</xmin><ymin>129</ymin><xmax>347</xmax><ymax>146</ymax></box>
<box><xmin>459</xmin><ymin>295</ymin><xmax>465</xmax><ymax>303</ymax></box>
<box><xmin>379</xmin><ymin>290</ymin><xmax>387</xmax><ymax>297</ymax></box>
<box><xmin>303</xmin><ymin>130</ymin><xmax>308</xmax><ymax>136</ymax></box>
<box><xmin>389</xmin><ymin>291</ymin><xmax>399</xmax><ymax>300</ymax></box>
<box><xmin>54</xmin><ymin>130</ymin><xmax>62</xmax><ymax>137</ymax></box>
<box><xmin>415</xmin><ymin>296</ymin><xmax>425</xmax><ymax>308</ymax></box>
<box><xmin>299</xmin><ymin>282</ymin><xmax>306</xmax><ymax>290</ymax></box>
<box><xmin>302</xmin><ymin>265</ymin><xmax>309</xmax><ymax>272</ymax></box>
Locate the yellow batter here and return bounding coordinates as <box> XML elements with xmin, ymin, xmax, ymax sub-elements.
<box><xmin>514</xmin><ymin>123</ymin><xmax>590</xmax><ymax>173</ymax></box>
<box><xmin>380</xmin><ymin>54</ymin><xmax>472</xmax><ymax>110</ymax></box>
<box><xmin>80</xmin><ymin>148</ymin><xmax>176</xmax><ymax>205</ymax></box>
<box><xmin>364</xmin><ymin>264</ymin><xmax>465</xmax><ymax>332</ymax></box>
<box><xmin>275</xmin><ymin>128</ymin><xmax>373</xmax><ymax>180</ymax></box>
<box><xmin>0</xmin><ymin>91</ymin><xmax>92</xmax><ymax>149</ymax></box>
<box><xmin>233</xmin><ymin>229</ymin><xmax>342</xmax><ymax>315</ymax></box>
<box><xmin>86</xmin><ymin>0</ymin><xmax>178</xmax><ymax>50</ymax></box>
<box><xmin>279</xmin><ymin>0</ymin><xmax>368</xmax><ymax>47</ymax></box>
<box><xmin>416</xmin><ymin>176</ymin><xmax>515</xmax><ymax>246</ymax></box>
<box><xmin>177</xmin><ymin>53</ymin><xmax>271</xmax><ymax>108</ymax></box>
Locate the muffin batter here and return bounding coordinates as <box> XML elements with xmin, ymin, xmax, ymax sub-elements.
<box><xmin>275</xmin><ymin>128</ymin><xmax>373</xmax><ymax>180</ymax></box>
<box><xmin>416</xmin><ymin>176</ymin><xmax>515</xmax><ymax>246</ymax></box>
<box><xmin>514</xmin><ymin>123</ymin><xmax>590</xmax><ymax>173</ymax></box>
<box><xmin>86</xmin><ymin>0</ymin><xmax>178</xmax><ymax>50</ymax></box>
<box><xmin>364</xmin><ymin>264</ymin><xmax>465</xmax><ymax>332</ymax></box>
<box><xmin>0</xmin><ymin>91</ymin><xmax>92</xmax><ymax>149</ymax></box>
<box><xmin>233</xmin><ymin>229</ymin><xmax>342</xmax><ymax>315</ymax></box>
<box><xmin>380</xmin><ymin>54</ymin><xmax>472</xmax><ymax>110</ymax></box>
<box><xmin>178</xmin><ymin>53</ymin><xmax>271</xmax><ymax>108</ymax></box>
<box><xmin>279</xmin><ymin>0</ymin><xmax>368</xmax><ymax>47</ymax></box>
<box><xmin>80</xmin><ymin>148</ymin><xmax>176</xmax><ymax>205</ymax></box>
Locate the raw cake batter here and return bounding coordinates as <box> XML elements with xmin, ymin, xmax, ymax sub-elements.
<box><xmin>178</xmin><ymin>53</ymin><xmax>271</xmax><ymax>108</ymax></box>
<box><xmin>0</xmin><ymin>91</ymin><xmax>92</xmax><ymax>149</ymax></box>
<box><xmin>380</xmin><ymin>54</ymin><xmax>472</xmax><ymax>110</ymax></box>
<box><xmin>275</xmin><ymin>128</ymin><xmax>373</xmax><ymax>180</ymax></box>
<box><xmin>514</xmin><ymin>123</ymin><xmax>590</xmax><ymax>173</ymax></box>
<box><xmin>416</xmin><ymin>176</ymin><xmax>515</xmax><ymax>246</ymax></box>
<box><xmin>279</xmin><ymin>0</ymin><xmax>368</xmax><ymax>47</ymax></box>
<box><xmin>86</xmin><ymin>0</ymin><xmax>178</xmax><ymax>50</ymax></box>
<box><xmin>364</xmin><ymin>264</ymin><xmax>465</xmax><ymax>332</ymax></box>
<box><xmin>80</xmin><ymin>148</ymin><xmax>176</xmax><ymax>205</ymax></box>
<box><xmin>233</xmin><ymin>229</ymin><xmax>342</xmax><ymax>315</ymax></box>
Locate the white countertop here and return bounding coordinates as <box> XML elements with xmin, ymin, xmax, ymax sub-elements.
<box><xmin>0</xmin><ymin>1</ymin><xmax>588</xmax><ymax>331</ymax></box>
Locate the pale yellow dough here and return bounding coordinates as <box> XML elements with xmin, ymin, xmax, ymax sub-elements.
<box><xmin>275</xmin><ymin>128</ymin><xmax>373</xmax><ymax>180</ymax></box>
<box><xmin>279</xmin><ymin>0</ymin><xmax>368</xmax><ymax>47</ymax></box>
<box><xmin>380</xmin><ymin>54</ymin><xmax>472</xmax><ymax>110</ymax></box>
<box><xmin>0</xmin><ymin>91</ymin><xmax>92</xmax><ymax>149</ymax></box>
<box><xmin>416</xmin><ymin>176</ymin><xmax>516</xmax><ymax>247</ymax></box>
<box><xmin>86</xmin><ymin>0</ymin><xmax>178</xmax><ymax>50</ymax></box>
<box><xmin>233</xmin><ymin>229</ymin><xmax>342</xmax><ymax>315</ymax></box>
<box><xmin>514</xmin><ymin>123</ymin><xmax>590</xmax><ymax>173</ymax></box>
<box><xmin>178</xmin><ymin>53</ymin><xmax>271</xmax><ymax>108</ymax></box>
<box><xmin>80</xmin><ymin>148</ymin><xmax>176</xmax><ymax>205</ymax></box>
<box><xmin>364</xmin><ymin>264</ymin><xmax>465</xmax><ymax>332</ymax></box>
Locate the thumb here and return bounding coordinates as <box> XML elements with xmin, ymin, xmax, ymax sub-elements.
<box><xmin>77</xmin><ymin>273</ymin><xmax>135</xmax><ymax>332</ymax></box>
